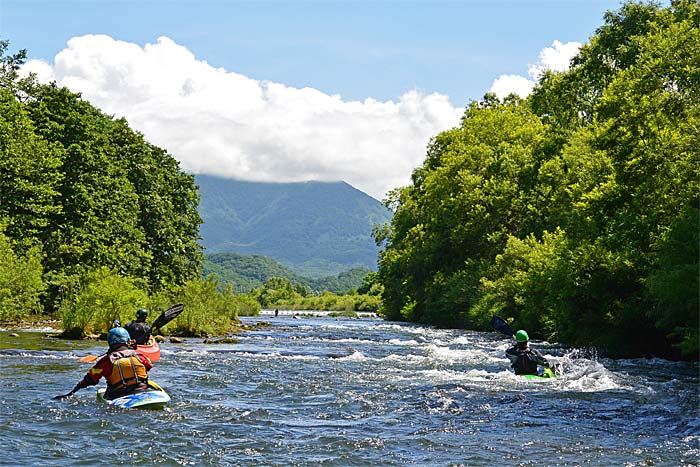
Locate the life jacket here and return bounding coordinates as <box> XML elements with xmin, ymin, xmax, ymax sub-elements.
<box><xmin>507</xmin><ymin>346</ymin><xmax>540</xmax><ymax>375</ymax></box>
<box><xmin>106</xmin><ymin>349</ymin><xmax>148</xmax><ymax>398</ymax></box>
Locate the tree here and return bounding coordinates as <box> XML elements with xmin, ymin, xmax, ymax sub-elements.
<box><xmin>58</xmin><ymin>266</ymin><xmax>148</xmax><ymax>338</ymax></box>
<box><xmin>377</xmin><ymin>96</ymin><xmax>549</xmax><ymax>326</ymax></box>
<box><xmin>375</xmin><ymin>1</ymin><xmax>699</xmax><ymax>358</ymax></box>
<box><xmin>0</xmin><ymin>88</ymin><xmax>63</xmax><ymax>251</ymax></box>
<box><xmin>0</xmin><ymin>226</ymin><xmax>44</xmax><ymax>321</ymax></box>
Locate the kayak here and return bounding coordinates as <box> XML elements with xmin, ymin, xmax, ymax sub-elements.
<box><xmin>97</xmin><ymin>381</ymin><xmax>170</xmax><ymax>409</ymax></box>
<box><xmin>137</xmin><ymin>340</ymin><xmax>160</xmax><ymax>363</ymax></box>
<box><xmin>521</xmin><ymin>367</ymin><xmax>556</xmax><ymax>380</ymax></box>
<box><xmin>522</xmin><ymin>374</ymin><xmax>555</xmax><ymax>380</ymax></box>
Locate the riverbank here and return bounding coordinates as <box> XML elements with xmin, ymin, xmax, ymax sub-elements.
<box><xmin>0</xmin><ymin>317</ymin><xmax>62</xmax><ymax>333</ymax></box>
<box><xmin>0</xmin><ymin>317</ymin><xmax>258</xmax><ymax>340</ymax></box>
<box><xmin>259</xmin><ymin>309</ymin><xmax>379</xmax><ymax>319</ymax></box>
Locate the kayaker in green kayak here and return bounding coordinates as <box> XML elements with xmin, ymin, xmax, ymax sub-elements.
<box><xmin>505</xmin><ymin>330</ymin><xmax>553</xmax><ymax>377</ymax></box>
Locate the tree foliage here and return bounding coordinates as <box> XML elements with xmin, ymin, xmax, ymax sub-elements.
<box><xmin>165</xmin><ymin>276</ymin><xmax>255</xmax><ymax>337</ymax></box>
<box><xmin>204</xmin><ymin>252</ymin><xmax>372</xmax><ymax>294</ymax></box>
<box><xmin>376</xmin><ymin>0</ymin><xmax>699</xmax><ymax>358</ymax></box>
<box><xmin>0</xmin><ymin>226</ymin><xmax>45</xmax><ymax>321</ymax></box>
<box><xmin>57</xmin><ymin>266</ymin><xmax>148</xmax><ymax>338</ymax></box>
<box><xmin>247</xmin><ymin>276</ymin><xmax>380</xmax><ymax>312</ymax></box>
<box><xmin>0</xmin><ymin>42</ymin><xmax>203</xmax><ymax>313</ymax></box>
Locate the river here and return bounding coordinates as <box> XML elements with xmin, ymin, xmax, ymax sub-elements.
<box><xmin>1</xmin><ymin>316</ymin><xmax>698</xmax><ymax>466</ymax></box>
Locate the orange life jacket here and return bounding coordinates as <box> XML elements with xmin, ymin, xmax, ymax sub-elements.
<box><xmin>106</xmin><ymin>349</ymin><xmax>148</xmax><ymax>396</ymax></box>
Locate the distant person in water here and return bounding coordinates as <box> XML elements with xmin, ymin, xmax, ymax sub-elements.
<box><xmin>125</xmin><ymin>308</ymin><xmax>152</xmax><ymax>345</ymax></box>
<box><xmin>59</xmin><ymin>327</ymin><xmax>153</xmax><ymax>400</ymax></box>
<box><xmin>506</xmin><ymin>330</ymin><xmax>552</xmax><ymax>376</ymax></box>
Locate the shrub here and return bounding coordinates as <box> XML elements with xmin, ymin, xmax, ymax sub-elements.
<box><xmin>166</xmin><ymin>276</ymin><xmax>255</xmax><ymax>336</ymax></box>
<box><xmin>0</xmin><ymin>230</ymin><xmax>44</xmax><ymax>321</ymax></box>
<box><xmin>58</xmin><ymin>267</ymin><xmax>148</xmax><ymax>337</ymax></box>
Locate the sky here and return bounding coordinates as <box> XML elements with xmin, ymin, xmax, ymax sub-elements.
<box><xmin>1</xmin><ymin>0</ymin><xmax>624</xmax><ymax>200</ymax></box>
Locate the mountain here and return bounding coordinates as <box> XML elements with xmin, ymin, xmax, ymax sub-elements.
<box><xmin>203</xmin><ymin>252</ymin><xmax>371</xmax><ymax>294</ymax></box>
<box><xmin>195</xmin><ymin>175</ymin><xmax>392</xmax><ymax>278</ymax></box>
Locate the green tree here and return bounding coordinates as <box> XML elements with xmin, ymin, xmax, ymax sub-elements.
<box><xmin>250</xmin><ymin>277</ymin><xmax>297</xmax><ymax>307</ymax></box>
<box><xmin>15</xmin><ymin>81</ymin><xmax>202</xmax><ymax>306</ymax></box>
<box><xmin>108</xmin><ymin>119</ymin><xmax>203</xmax><ymax>289</ymax></box>
<box><xmin>0</xmin><ymin>227</ymin><xmax>44</xmax><ymax>321</ymax></box>
<box><xmin>0</xmin><ymin>88</ymin><xmax>63</xmax><ymax>251</ymax></box>
<box><xmin>378</xmin><ymin>96</ymin><xmax>549</xmax><ymax>326</ymax></box>
<box><xmin>376</xmin><ymin>1</ymin><xmax>699</xmax><ymax>358</ymax></box>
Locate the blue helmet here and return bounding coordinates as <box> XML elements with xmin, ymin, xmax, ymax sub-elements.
<box><xmin>108</xmin><ymin>327</ymin><xmax>131</xmax><ymax>346</ymax></box>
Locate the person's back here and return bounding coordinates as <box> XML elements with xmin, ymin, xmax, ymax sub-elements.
<box><xmin>125</xmin><ymin>308</ymin><xmax>152</xmax><ymax>345</ymax></box>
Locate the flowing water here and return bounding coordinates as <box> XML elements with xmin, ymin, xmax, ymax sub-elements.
<box><xmin>0</xmin><ymin>316</ymin><xmax>698</xmax><ymax>466</ymax></box>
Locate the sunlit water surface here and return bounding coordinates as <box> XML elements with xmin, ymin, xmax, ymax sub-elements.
<box><xmin>1</xmin><ymin>316</ymin><xmax>697</xmax><ymax>466</ymax></box>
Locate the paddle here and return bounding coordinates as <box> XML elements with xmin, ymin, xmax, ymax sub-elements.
<box><xmin>78</xmin><ymin>353</ymin><xmax>104</xmax><ymax>363</ymax></box>
<box><xmin>491</xmin><ymin>315</ymin><xmax>515</xmax><ymax>338</ymax></box>
<box><xmin>151</xmin><ymin>303</ymin><xmax>184</xmax><ymax>332</ymax></box>
<box><xmin>52</xmin><ymin>386</ymin><xmax>79</xmax><ymax>400</ymax></box>
<box><xmin>77</xmin><ymin>304</ymin><xmax>184</xmax><ymax>363</ymax></box>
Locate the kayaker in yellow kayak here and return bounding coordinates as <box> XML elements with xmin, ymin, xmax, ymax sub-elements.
<box><xmin>54</xmin><ymin>327</ymin><xmax>153</xmax><ymax>400</ymax></box>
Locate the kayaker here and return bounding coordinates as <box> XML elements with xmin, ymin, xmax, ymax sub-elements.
<box><xmin>125</xmin><ymin>308</ymin><xmax>152</xmax><ymax>345</ymax></box>
<box><xmin>505</xmin><ymin>330</ymin><xmax>552</xmax><ymax>376</ymax></box>
<box><xmin>57</xmin><ymin>327</ymin><xmax>153</xmax><ymax>400</ymax></box>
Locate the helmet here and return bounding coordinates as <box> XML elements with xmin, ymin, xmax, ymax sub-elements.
<box><xmin>515</xmin><ymin>330</ymin><xmax>529</xmax><ymax>342</ymax></box>
<box><xmin>108</xmin><ymin>327</ymin><xmax>131</xmax><ymax>346</ymax></box>
<box><xmin>136</xmin><ymin>308</ymin><xmax>148</xmax><ymax>320</ymax></box>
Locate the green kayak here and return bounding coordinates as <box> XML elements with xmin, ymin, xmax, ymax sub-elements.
<box><xmin>521</xmin><ymin>367</ymin><xmax>556</xmax><ymax>380</ymax></box>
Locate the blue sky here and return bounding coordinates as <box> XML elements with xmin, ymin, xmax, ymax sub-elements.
<box><xmin>3</xmin><ymin>0</ymin><xmax>622</xmax><ymax>104</ymax></box>
<box><xmin>2</xmin><ymin>0</ymin><xmax>626</xmax><ymax>199</ymax></box>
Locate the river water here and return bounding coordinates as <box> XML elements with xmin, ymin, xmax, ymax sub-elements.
<box><xmin>1</xmin><ymin>316</ymin><xmax>698</xmax><ymax>466</ymax></box>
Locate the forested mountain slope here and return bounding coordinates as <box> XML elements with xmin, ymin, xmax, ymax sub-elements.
<box><xmin>203</xmin><ymin>252</ymin><xmax>371</xmax><ymax>294</ymax></box>
<box><xmin>196</xmin><ymin>175</ymin><xmax>392</xmax><ymax>278</ymax></box>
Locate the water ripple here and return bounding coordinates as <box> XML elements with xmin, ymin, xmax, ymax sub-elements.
<box><xmin>0</xmin><ymin>319</ymin><xmax>697</xmax><ymax>466</ymax></box>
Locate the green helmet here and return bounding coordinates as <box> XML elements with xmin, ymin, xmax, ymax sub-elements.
<box><xmin>515</xmin><ymin>330</ymin><xmax>529</xmax><ymax>342</ymax></box>
<box><xmin>136</xmin><ymin>308</ymin><xmax>148</xmax><ymax>320</ymax></box>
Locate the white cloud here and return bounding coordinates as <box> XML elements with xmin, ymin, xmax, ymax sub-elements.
<box><xmin>22</xmin><ymin>35</ymin><xmax>463</xmax><ymax>200</ymax></box>
<box><xmin>527</xmin><ymin>40</ymin><xmax>581</xmax><ymax>79</ymax></box>
<box><xmin>489</xmin><ymin>40</ymin><xmax>581</xmax><ymax>99</ymax></box>
<box><xmin>489</xmin><ymin>74</ymin><xmax>535</xmax><ymax>99</ymax></box>
<box><xmin>19</xmin><ymin>59</ymin><xmax>55</xmax><ymax>83</ymax></box>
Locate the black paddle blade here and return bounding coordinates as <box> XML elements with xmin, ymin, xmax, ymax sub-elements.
<box><xmin>52</xmin><ymin>392</ymin><xmax>73</xmax><ymax>400</ymax></box>
<box><xmin>491</xmin><ymin>316</ymin><xmax>515</xmax><ymax>337</ymax></box>
<box><xmin>151</xmin><ymin>303</ymin><xmax>184</xmax><ymax>330</ymax></box>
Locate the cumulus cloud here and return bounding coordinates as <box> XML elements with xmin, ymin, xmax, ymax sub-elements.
<box><xmin>489</xmin><ymin>40</ymin><xmax>581</xmax><ymax>99</ymax></box>
<box><xmin>20</xmin><ymin>58</ymin><xmax>55</xmax><ymax>83</ymax></box>
<box><xmin>528</xmin><ymin>40</ymin><xmax>582</xmax><ymax>78</ymax></box>
<box><xmin>489</xmin><ymin>74</ymin><xmax>535</xmax><ymax>99</ymax></box>
<box><xmin>22</xmin><ymin>35</ymin><xmax>463</xmax><ymax>200</ymax></box>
